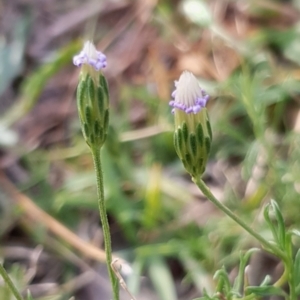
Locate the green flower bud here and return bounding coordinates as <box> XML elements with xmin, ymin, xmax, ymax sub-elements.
<box><xmin>169</xmin><ymin>71</ymin><xmax>212</xmax><ymax>178</ymax></box>
<box><xmin>73</xmin><ymin>41</ymin><xmax>109</xmax><ymax>148</ymax></box>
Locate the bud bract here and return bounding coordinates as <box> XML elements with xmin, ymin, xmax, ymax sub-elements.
<box><xmin>169</xmin><ymin>71</ymin><xmax>212</xmax><ymax>178</ymax></box>
<box><xmin>73</xmin><ymin>41</ymin><xmax>109</xmax><ymax>148</ymax></box>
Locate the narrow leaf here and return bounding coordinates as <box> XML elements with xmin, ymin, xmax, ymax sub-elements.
<box><xmin>148</xmin><ymin>256</ymin><xmax>177</xmax><ymax>300</ymax></box>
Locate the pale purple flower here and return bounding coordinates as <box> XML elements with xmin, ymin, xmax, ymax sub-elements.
<box><xmin>73</xmin><ymin>41</ymin><xmax>107</xmax><ymax>71</ymax></box>
<box><xmin>169</xmin><ymin>71</ymin><xmax>209</xmax><ymax>114</ymax></box>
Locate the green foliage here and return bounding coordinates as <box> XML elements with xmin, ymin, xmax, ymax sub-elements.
<box><xmin>195</xmin><ymin>200</ymin><xmax>300</xmax><ymax>300</ymax></box>
<box><xmin>148</xmin><ymin>256</ymin><xmax>177</xmax><ymax>300</ymax></box>
<box><xmin>1</xmin><ymin>40</ymin><xmax>81</xmax><ymax>127</ymax></box>
<box><xmin>26</xmin><ymin>291</ymin><xmax>34</xmax><ymax>300</ymax></box>
<box><xmin>0</xmin><ymin>11</ymin><xmax>30</xmax><ymax>97</ymax></box>
<box><xmin>1</xmin><ymin>0</ymin><xmax>300</xmax><ymax>299</ymax></box>
<box><xmin>0</xmin><ymin>263</ymin><xmax>27</xmax><ymax>300</ymax></box>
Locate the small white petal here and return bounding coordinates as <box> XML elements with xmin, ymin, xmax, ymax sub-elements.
<box><xmin>175</xmin><ymin>71</ymin><xmax>203</xmax><ymax>109</ymax></box>
<box><xmin>73</xmin><ymin>41</ymin><xmax>107</xmax><ymax>71</ymax></box>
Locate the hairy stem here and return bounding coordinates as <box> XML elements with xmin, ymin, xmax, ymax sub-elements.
<box><xmin>91</xmin><ymin>148</ymin><xmax>119</xmax><ymax>300</ymax></box>
<box><xmin>193</xmin><ymin>177</ymin><xmax>284</xmax><ymax>258</ymax></box>
<box><xmin>0</xmin><ymin>263</ymin><xmax>23</xmax><ymax>300</ymax></box>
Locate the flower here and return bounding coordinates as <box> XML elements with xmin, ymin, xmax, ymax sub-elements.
<box><xmin>74</xmin><ymin>41</ymin><xmax>109</xmax><ymax>149</ymax></box>
<box><xmin>170</xmin><ymin>71</ymin><xmax>212</xmax><ymax>178</ymax></box>
<box><xmin>169</xmin><ymin>71</ymin><xmax>209</xmax><ymax>114</ymax></box>
<box><xmin>73</xmin><ymin>41</ymin><xmax>107</xmax><ymax>71</ymax></box>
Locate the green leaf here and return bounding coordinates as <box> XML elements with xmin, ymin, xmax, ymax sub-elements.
<box><xmin>148</xmin><ymin>256</ymin><xmax>177</xmax><ymax>300</ymax></box>
<box><xmin>294</xmin><ymin>249</ymin><xmax>300</xmax><ymax>291</ymax></box>
<box><xmin>246</xmin><ymin>285</ymin><xmax>285</xmax><ymax>297</ymax></box>
<box><xmin>263</xmin><ymin>202</ymin><xmax>280</xmax><ymax>247</ymax></box>
<box><xmin>193</xmin><ymin>293</ymin><xmax>219</xmax><ymax>300</ymax></box>
<box><xmin>194</xmin><ymin>289</ymin><xmax>220</xmax><ymax>300</ymax></box>
<box><xmin>270</xmin><ymin>200</ymin><xmax>286</xmax><ymax>249</ymax></box>
<box><xmin>2</xmin><ymin>40</ymin><xmax>81</xmax><ymax>126</ymax></box>
<box><xmin>233</xmin><ymin>248</ymin><xmax>260</xmax><ymax>293</ymax></box>
<box><xmin>258</xmin><ymin>28</ymin><xmax>300</xmax><ymax>65</ymax></box>
<box><xmin>291</xmin><ymin>229</ymin><xmax>300</xmax><ymax>238</ymax></box>
<box><xmin>0</xmin><ymin>12</ymin><xmax>30</xmax><ymax>96</ymax></box>
<box><xmin>213</xmin><ymin>267</ymin><xmax>231</xmax><ymax>296</ymax></box>
<box><xmin>26</xmin><ymin>290</ymin><xmax>34</xmax><ymax>300</ymax></box>
<box><xmin>179</xmin><ymin>252</ymin><xmax>213</xmax><ymax>294</ymax></box>
<box><xmin>126</xmin><ymin>259</ymin><xmax>144</xmax><ymax>296</ymax></box>
<box><xmin>260</xmin><ymin>275</ymin><xmax>271</xmax><ymax>286</ymax></box>
<box><xmin>242</xmin><ymin>141</ymin><xmax>259</xmax><ymax>179</ymax></box>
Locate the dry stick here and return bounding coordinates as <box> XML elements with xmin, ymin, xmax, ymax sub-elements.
<box><xmin>0</xmin><ymin>174</ymin><xmax>137</xmax><ymax>299</ymax></box>
<box><xmin>0</xmin><ymin>172</ymin><xmax>108</xmax><ymax>262</ymax></box>
<box><xmin>111</xmin><ymin>258</ymin><xmax>136</xmax><ymax>300</ymax></box>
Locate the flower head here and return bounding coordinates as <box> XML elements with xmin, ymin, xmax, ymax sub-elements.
<box><xmin>73</xmin><ymin>41</ymin><xmax>107</xmax><ymax>72</ymax></box>
<box><xmin>74</xmin><ymin>41</ymin><xmax>109</xmax><ymax>149</ymax></box>
<box><xmin>169</xmin><ymin>71</ymin><xmax>209</xmax><ymax>114</ymax></box>
<box><xmin>170</xmin><ymin>71</ymin><xmax>212</xmax><ymax>178</ymax></box>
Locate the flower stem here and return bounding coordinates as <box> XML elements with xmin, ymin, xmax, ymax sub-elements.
<box><xmin>0</xmin><ymin>263</ymin><xmax>23</xmax><ymax>300</ymax></box>
<box><xmin>91</xmin><ymin>147</ymin><xmax>119</xmax><ymax>300</ymax></box>
<box><xmin>274</xmin><ymin>267</ymin><xmax>288</xmax><ymax>288</ymax></box>
<box><xmin>193</xmin><ymin>177</ymin><xmax>284</xmax><ymax>258</ymax></box>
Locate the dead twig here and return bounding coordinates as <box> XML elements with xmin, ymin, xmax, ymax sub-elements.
<box><xmin>111</xmin><ymin>258</ymin><xmax>136</xmax><ymax>300</ymax></box>
<box><xmin>0</xmin><ymin>171</ymin><xmax>107</xmax><ymax>262</ymax></box>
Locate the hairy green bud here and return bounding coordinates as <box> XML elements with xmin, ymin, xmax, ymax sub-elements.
<box><xmin>170</xmin><ymin>71</ymin><xmax>212</xmax><ymax>178</ymax></box>
<box><xmin>74</xmin><ymin>41</ymin><xmax>109</xmax><ymax>148</ymax></box>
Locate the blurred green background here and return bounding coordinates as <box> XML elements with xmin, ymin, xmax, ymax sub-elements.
<box><xmin>1</xmin><ymin>0</ymin><xmax>300</xmax><ymax>299</ymax></box>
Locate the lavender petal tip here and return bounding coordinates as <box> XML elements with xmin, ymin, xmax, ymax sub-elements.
<box><xmin>73</xmin><ymin>41</ymin><xmax>107</xmax><ymax>71</ymax></box>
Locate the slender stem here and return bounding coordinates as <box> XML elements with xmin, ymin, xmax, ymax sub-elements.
<box><xmin>274</xmin><ymin>259</ymin><xmax>296</xmax><ymax>300</ymax></box>
<box><xmin>91</xmin><ymin>147</ymin><xmax>119</xmax><ymax>300</ymax></box>
<box><xmin>288</xmin><ymin>263</ymin><xmax>296</xmax><ymax>300</ymax></box>
<box><xmin>274</xmin><ymin>267</ymin><xmax>288</xmax><ymax>288</ymax></box>
<box><xmin>0</xmin><ymin>263</ymin><xmax>23</xmax><ymax>300</ymax></box>
<box><xmin>286</xmin><ymin>245</ymin><xmax>296</xmax><ymax>300</ymax></box>
<box><xmin>193</xmin><ymin>177</ymin><xmax>285</xmax><ymax>258</ymax></box>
